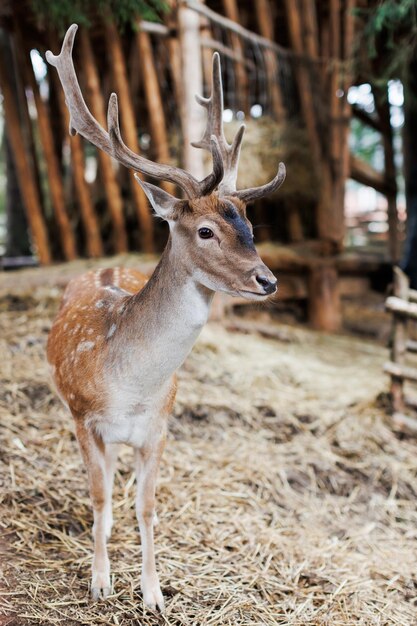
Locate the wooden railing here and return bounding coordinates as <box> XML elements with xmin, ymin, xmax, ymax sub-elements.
<box><xmin>384</xmin><ymin>267</ymin><xmax>417</xmax><ymax>433</ymax></box>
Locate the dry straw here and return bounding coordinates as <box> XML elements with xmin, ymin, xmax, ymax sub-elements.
<box><xmin>0</xmin><ymin>269</ymin><xmax>416</xmax><ymax>625</ymax></box>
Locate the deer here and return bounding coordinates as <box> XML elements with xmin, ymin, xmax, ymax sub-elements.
<box><xmin>45</xmin><ymin>24</ymin><xmax>285</xmax><ymax>612</ymax></box>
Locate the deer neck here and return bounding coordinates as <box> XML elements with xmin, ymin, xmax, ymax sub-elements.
<box><xmin>111</xmin><ymin>236</ymin><xmax>213</xmax><ymax>394</ymax></box>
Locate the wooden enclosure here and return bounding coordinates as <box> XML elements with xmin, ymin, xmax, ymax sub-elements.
<box><xmin>0</xmin><ymin>1</ymin><xmax>400</xmax><ymax>330</ymax></box>
<box><xmin>384</xmin><ymin>267</ymin><xmax>417</xmax><ymax>433</ymax></box>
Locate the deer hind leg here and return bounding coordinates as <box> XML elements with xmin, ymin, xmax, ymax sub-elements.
<box><xmin>135</xmin><ymin>439</ymin><xmax>165</xmax><ymax>611</ymax></box>
<box><xmin>75</xmin><ymin>420</ymin><xmax>112</xmax><ymax>600</ymax></box>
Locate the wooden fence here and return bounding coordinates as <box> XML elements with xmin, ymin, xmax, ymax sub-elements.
<box><xmin>385</xmin><ymin>267</ymin><xmax>417</xmax><ymax>433</ymax></box>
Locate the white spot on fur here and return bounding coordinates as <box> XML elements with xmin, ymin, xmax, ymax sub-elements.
<box><xmin>107</xmin><ymin>324</ymin><xmax>117</xmax><ymax>339</ymax></box>
<box><xmin>95</xmin><ymin>300</ymin><xmax>104</xmax><ymax>309</ymax></box>
<box><xmin>77</xmin><ymin>340</ymin><xmax>95</xmax><ymax>352</ymax></box>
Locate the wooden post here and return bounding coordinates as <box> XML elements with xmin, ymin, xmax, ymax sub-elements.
<box><xmin>221</xmin><ymin>0</ymin><xmax>250</xmax><ymax>114</ymax></box>
<box><xmin>177</xmin><ymin>2</ymin><xmax>205</xmax><ymax>179</ymax></box>
<box><xmin>19</xmin><ymin>39</ymin><xmax>77</xmax><ymax>261</ymax></box>
<box><xmin>48</xmin><ymin>30</ymin><xmax>103</xmax><ymax>259</ymax></box>
<box><xmin>254</xmin><ymin>0</ymin><xmax>285</xmax><ymax>120</ymax></box>
<box><xmin>165</xmin><ymin>3</ymin><xmax>184</xmax><ymax>128</ymax></box>
<box><xmin>286</xmin><ymin>199</ymin><xmax>304</xmax><ymax>243</ymax></box>
<box><xmin>390</xmin><ymin>267</ymin><xmax>409</xmax><ymax>412</ymax></box>
<box><xmin>329</xmin><ymin>0</ymin><xmax>341</xmax><ymax>181</ymax></box>
<box><xmin>374</xmin><ymin>88</ymin><xmax>399</xmax><ymax>264</ymax></box>
<box><xmin>79</xmin><ymin>29</ymin><xmax>128</xmax><ymax>254</ymax></box>
<box><xmin>308</xmin><ymin>262</ymin><xmax>341</xmax><ymax>331</ymax></box>
<box><xmin>11</xmin><ymin>34</ymin><xmax>45</xmax><ymax>216</ymax></box>
<box><xmin>339</xmin><ymin>0</ymin><xmax>356</xmax><ymax>234</ymax></box>
<box><xmin>284</xmin><ymin>0</ymin><xmax>336</xmax><ymax>245</ymax></box>
<box><xmin>135</xmin><ymin>28</ymin><xmax>175</xmax><ymax>196</ymax></box>
<box><xmin>104</xmin><ymin>20</ymin><xmax>154</xmax><ymax>252</ymax></box>
<box><xmin>0</xmin><ymin>39</ymin><xmax>51</xmax><ymax>264</ymax></box>
<box><xmin>200</xmin><ymin>12</ymin><xmax>215</xmax><ymax>94</ymax></box>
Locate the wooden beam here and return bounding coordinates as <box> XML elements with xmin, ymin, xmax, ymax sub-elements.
<box><xmin>406</xmin><ymin>340</ymin><xmax>417</xmax><ymax>354</ymax></box>
<box><xmin>384</xmin><ymin>361</ymin><xmax>417</xmax><ymax>383</ymax></box>
<box><xmin>0</xmin><ymin>38</ymin><xmax>51</xmax><ymax>264</ymax></box>
<box><xmin>386</xmin><ymin>296</ymin><xmax>417</xmax><ymax>320</ymax></box>
<box><xmin>135</xmin><ymin>28</ymin><xmax>175</xmax><ymax>196</ymax></box>
<box><xmin>21</xmin><ymin>42</ymin><xmax>77</xmax><ymax>261</ymax></box>
<box><xmin>374</xmin><ymin>85</ymin><xmax>399</xmax><ymax>263</ymax></box>
<box><xmin>177</xmin><ymin>3</ymin><xmax>205</xmax><ymax>179</ymax></box>
<box><xmin>79</xmin><ymin>29</ymin><xmax>128</xmax><ymax>254</ymax></box>
<box><xmin>201</xmin><ymin>37</ymin><xmax>255</xmax><ymax>70</ymax></box>
<box><xmin>139</xmin><ymin>21</ymin><xmax>169</xmax><ymax>36</ymax></box>
<box><xmin>254</xmin><ymin>0</ymin><xmax>285</xmax><ymax>120</ymax></box>
<box><xmin>307</xmin><ymin>262</ymin><xmax>341</xmax><ymax>331</ymax></box>
<box><xmin>185</xmin><ymin>0</ymin><xmax>286</xmax><ymax>55</ymax></box>
<box><xmin>222</xmin><ymin>0</ymin><xmax>250</xmax><ymax>113</ymax></box>
<box><xmin>104</xmin><ymin>21</ymin><xmax>154</xmax><ymax>252</ymax></box>
<box><xmin>389</xmin><ymin>267</ymin><xmax>409</xmax><ymax>413</ymax></box>
<box><xmin>284</xmin><ymin>0</ymin><xmax>337</xmax><ymax>245</ymax></box>
<box><xmin>392</xmin><ymin>412</ymin><xmax>417</xmax><ymax>435</ymax></box>
<box><xmin>349</xmin><ymin>154</ymin><xmax>392</xmax><ymax>195</ymax></box>
<box><xmin>352</xmin><ymin>104</ymin><xmax>382</xmax><ymax>132</ymax></box>
<box><xmin>338</xmin><ymin>0</ymin><xmax>356</xmax><ymax>245</ymax></box>
<box><xmin>329</xmin><ymin>0</ymin><xmax>341</xmax><ymax>177</ymax></box>
<box><xmin>48</xmin><ymin>30</ymin><xmax>103</xmax><ymax>259</ymax></box>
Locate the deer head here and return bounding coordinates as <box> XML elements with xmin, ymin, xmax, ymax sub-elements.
<box><xmin>46</xmin><ymin>25</ymin><xmax>285</xmax><ymax>299</ymax></box>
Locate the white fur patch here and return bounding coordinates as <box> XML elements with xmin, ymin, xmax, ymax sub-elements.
<box><xmin>77</xmin><ymin>340</ymin><xmax>95</xmax><ymax>352</ymax></box>
<box><xmin>107</xmin><ymin>324</ymin><xmax>117</xmax><ymax>339</ymax></box>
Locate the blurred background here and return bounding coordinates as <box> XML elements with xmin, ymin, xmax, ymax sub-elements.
<box><xmin>1</xmin><ymin>3</ymin><xmax>417</xmax><ymax>624</ymax></box>
<box><xmin>0</xmin><ymin>0</ymin><xmax>416</xmax><ymax>332</ymax></box>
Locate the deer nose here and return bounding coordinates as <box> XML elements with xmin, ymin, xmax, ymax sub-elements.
<box><xmin>255</xmin><ymin>274</ymin><xmax>277</xmax><ymax>294</ymax></box>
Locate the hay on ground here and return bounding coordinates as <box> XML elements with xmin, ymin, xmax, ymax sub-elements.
<box><xmin>0</xmin><ymin>275</ymin><xmax>416</xmax><ymax>625</ymax></box>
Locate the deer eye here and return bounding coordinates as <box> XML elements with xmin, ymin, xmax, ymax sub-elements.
<box><xmin>198</xmin><ymin>227</ymin><xmax>214</xmax><ymax>239</ymax></box>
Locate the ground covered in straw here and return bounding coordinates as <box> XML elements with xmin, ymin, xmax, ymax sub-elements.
<box><xmin>0</xmin><ymin>273</ymin><xmax>416</xmax><ymax>625</ymax></box>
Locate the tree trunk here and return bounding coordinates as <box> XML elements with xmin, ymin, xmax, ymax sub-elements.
<box><xmin>4</xmin><ymin>136</ymin><xmax>31</xmax><ymax>256</ymax></box>
<box><xmin>402</xmin><ymin>54</ymin><xmax>417</xmax><ymax>289</ymax></box>
<box><xmin>0</xmin><ymin>29</ymin><xmax>51</xmax><ymax>264</ymax></box>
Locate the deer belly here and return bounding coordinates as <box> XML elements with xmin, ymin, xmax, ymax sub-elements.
<box><xmin>91</xmin><ymin>410</ymin><xmax>162</xmax><ymax>447</ymax></box>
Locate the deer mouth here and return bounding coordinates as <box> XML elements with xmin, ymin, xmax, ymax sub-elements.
<box><xmin>237</xmin><ymin>289</ymin><xmax>274</xmax><ymax>300</ymax></box>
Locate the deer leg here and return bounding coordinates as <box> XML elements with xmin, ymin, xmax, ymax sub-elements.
<box><xmin>135</xmin><ymin>439</ymin><xmax>165</xmax><ymax>611</ymax></box>
<box><xmin>103</xmin><ymin>443</ymin><xmax>119</xmax><ymax>540</ymax></box>
<box><xmin>75</xmin><ymin>420</ymin><xmax>112</xmax><ymax>600</ymax></box>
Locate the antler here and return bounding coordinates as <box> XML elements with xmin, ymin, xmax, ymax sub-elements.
<box><xmin>46</xmin><ymin>24</ymin><xmax>223</xmax><ymax>199</ymax></box>
<box><xmin>192</xmin><ymin>52</ymin><xmax>286</xmax><ymax>203</ymax></box>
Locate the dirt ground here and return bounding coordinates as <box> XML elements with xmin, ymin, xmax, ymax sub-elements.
<box><xmin>0</xmin><ymin>263</ymin><xmax>416</xmax><ymax>625</ymax></box>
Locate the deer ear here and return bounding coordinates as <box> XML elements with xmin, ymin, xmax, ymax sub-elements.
<box><xmin>134</xmin><ymin>175</ymin><xmax>178</xmax><ymax>220</ymax></box>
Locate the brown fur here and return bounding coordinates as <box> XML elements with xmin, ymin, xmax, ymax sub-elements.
<box><xmin>47</xmin><ymin>267</ymin><xmax>150</xmax><ymax>418</ymax></box>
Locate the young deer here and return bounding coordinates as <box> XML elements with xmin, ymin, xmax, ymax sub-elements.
<box><xmin>46</xmin><ymin>24</ymin><xmax>285</xmax><ymax>611</ymax></box>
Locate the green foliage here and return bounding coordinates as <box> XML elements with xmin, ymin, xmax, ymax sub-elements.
<box><xmin>349</xmin><ymin>118</ymin><xmax>383</xmax><ymax>168</ymax></box>
<box><xmin>30</xmin><ymin>0</ymin><xmax>168</xmax><ymax>33</ymax></box>
<box><xmin>355</xmin><ymin>0</ymin><xmax>417</xmax><ymax>85</ymax></box>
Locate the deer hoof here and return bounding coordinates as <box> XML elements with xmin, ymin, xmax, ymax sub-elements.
<box><xmin>91</xmin><ymin>572</ymin><xmax>111</xmax><ymax>600</ymax></box>
<box><xmin>142</xmin><ymin>579</ymin><xmax>165</xmax><ymax>612</ymax></box>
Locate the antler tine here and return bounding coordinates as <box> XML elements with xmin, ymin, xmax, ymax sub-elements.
<box><xmin>46</xmin><ymin>24</ymin><xmax>223</xmax><ymax>199</ymax></box>
<box><xmin>107</xmin><ymin>95</ymin><xmax>223</xmax><ymax>197</ymax></box>
<box><xmin>192</xmin><ymin>51</ymin><xmax>287</xmax><ymax>203</ymax></box>
<box><xmin>46</xmin><ymin>24</ymin><xmax>111</xmax><ymax>152</ymax></box>
<box><xmin>192</xmin><ymin>52</ymin><xmax>245</xmax><ymax>195</ymax></box>
<box><xmin>232</xmin><ymin>162</ymin><xmax>286</xmax><ymax>203</ymax></box>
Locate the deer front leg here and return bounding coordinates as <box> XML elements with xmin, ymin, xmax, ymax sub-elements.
<box><xmin>75</xmin><ymin>420</ymin><xmax>112</xmax><ymax>600</ymax></box>
<box><xmin>103</xmin><ymin>443</ymin><xmax>119</xmax><ymax>540</ymax></box>
<box><xmin>135</xmin><ymin>439</ymin><xmax>165</xmax><ymax>611</ymax></box>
